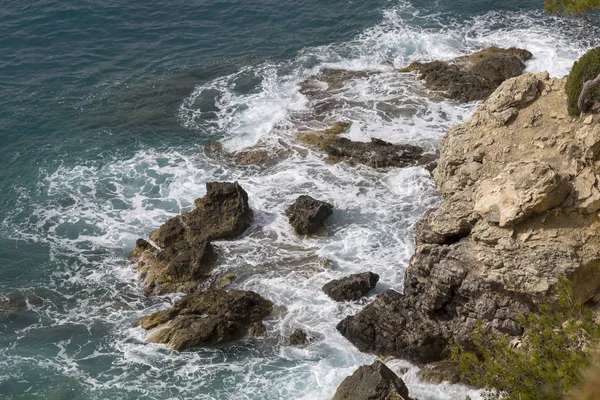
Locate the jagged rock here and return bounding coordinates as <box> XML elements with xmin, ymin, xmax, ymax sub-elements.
<box><xmin>288</xmin><ymin>329</ymin><xmax>309</xmax><ymax>346</ymax></box>
<box><xmin>299</xmin><ymin>129</ymin><xmax>425</xmax><ymax>169</ymax></box>
<box><xmin>322</xmin><ymin>272</ymin><xmax>379</xmax><ymax>302</ymax></box>
<box><xmin>131</xmin><ymin>181</ymin><xmax>253</xmax><ymax>296</ymax></box>
<box><xmin>401</xmin><ymin>46</ymin><xmax>532</xmax><ymax>102</ymax></box>
<box><xmin>286</xmin><ymin>195</ymin><xmax>333</xmax><ymax>235</ymax></box>
<box><xmin>338</xmin><ymin>73</ymin><xmax>600</xmax><ymax>364</ymax></box>
<box><xmin>332</xmin><ymin>361</ymin><xmax>411</xmax><ymax>400</ymax></box>
<box><xmin>138</xmin><ymin>290</ymin><xmax>273</xmax><ymax>351</ymax></box>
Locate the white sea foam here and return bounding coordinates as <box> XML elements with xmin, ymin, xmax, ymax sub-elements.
<box><xmin>1</xmin><ymin>1</ymin><xmax>596</xmax><ymax>399</ymax></box>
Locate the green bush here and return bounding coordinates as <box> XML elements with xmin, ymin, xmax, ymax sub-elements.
<box><xmin>545</xmin><ymin>0</ymin><xmax>600</xmax><ymax>15</ymax></box>
<box><xmin>566</xmin><ymin>47</ymin><xmax>600</xmax><ymax>116</ymax></box>
<box><xmin>450</xmin><ymin>279</ymin><xmax>600</xmax><ymax>400</ymax></box>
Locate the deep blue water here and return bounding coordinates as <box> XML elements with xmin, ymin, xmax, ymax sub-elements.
<box><xmin>0</xmin><ymin>1</ymin><xmax>597</xmax><ymax>399</ymax></box>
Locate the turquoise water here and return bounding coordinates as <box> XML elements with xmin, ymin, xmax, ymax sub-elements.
<box><xmin>0</xmin><ymin>1</ymin><xmax>597</xmax><ymax>399</ymax></box>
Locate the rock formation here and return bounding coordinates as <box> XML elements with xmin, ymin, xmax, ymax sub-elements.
<box><xmin>332</xmin><ymin>361</ymin><xmax>411</xmax><ymax>400</ymax></box>
<box><xmin>286</xmin><ymin>195</ymin><xmax>334</xmax><ymax>235</ymax></box>
<box><xmin>338</xmin><ymin>72</ymin><xmax>600</xmax><ymax>363</ymax></box>
<box><xmin>288</xmin><ymin>329</ymin><xmax>310</xmax><ymax>346</ymax></box>
<box><xmin>401</xmin><ymin>46</ymin><xmax>532</xmax><ymax>102</ymax></box>
<box><xmin>322</xmin><ymin>272</ymin><xmax>379</xmax><ymax>302</ymax></box>
<box><xmin>299</xmin><ymin>126</ymin><xmax>427</xmax><ymax>170</ymax></box>
<box><xmin>131</xmin><ymin>181</ymin><xmax>253</xmax><ymax>296</ymax></box>
<box><xmin>138</xmin><ymin>289</ymin><xmax>273</xmax><ymax>351</ymax></box>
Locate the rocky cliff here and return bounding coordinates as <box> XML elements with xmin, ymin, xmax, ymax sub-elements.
<box><xmin>338</xmin><ymin>72</ymin><xmax>600</xmax><ymax>363</ymax></box>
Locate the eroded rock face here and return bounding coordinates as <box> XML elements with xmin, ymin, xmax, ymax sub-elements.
<box><xmin>322</xmin><ymin>272</ymin><xmax>379</xmax><ymax>302</ymax></box>
<box><xmin>131</xmin><ymin>181</ymin><xmax>253</xmax><ymax>296</ymax></box>
<box><xmin>338</xmin><ymin>73</ymin><xmax>600</xmax><ymax>363</ymax></box>
<box><xmin>286</xmin><ymin>195</ymin><xmax>333</xmax><ymax>235</ymax></box>
<box><xmin>138</xmin><ymin>290</ymin><xmax>273</xmax><ymax>351</ymax></box>
<box><xmin>332</xmin><ymin>361</ymin><xmax>411</xmax><ymax>400</ymax></box>
<box><xmin>401</xmin><ymin>46</ymin><xmax>532</xmax><ymax>102</ymax></box>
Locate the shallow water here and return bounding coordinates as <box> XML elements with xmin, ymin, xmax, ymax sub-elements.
<box><xmin>0</xmin><ymin>0</ymin><xmax>598</xmax><ymax>399</ymax></box>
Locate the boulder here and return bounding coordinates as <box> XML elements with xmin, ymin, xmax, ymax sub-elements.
<box><xmin>322</xmin><ymin>272</ymin><xmax>380</xmax><ymax>302</ymax></box>
<box><xmin>288</xmin><ymin>329</ymin><xmax>309</xmax><ymax>346</ymax></box>
<box><xmin>473</xmin><ymin>161</ymin><xmax>569</xmax><ymax>227</ymax></box>
<box><xmin>337</xmin><ymin>73</ymin><xmax>600</xmax><ymax>363</ymax></box>
<box><xmin>332</xmin><ymin>361</ymin><xmax>411</xmax><ymax>400</ymax></box>
<box><xmin>131</xmin><ymin>181</ymin><xmax>253</xmax><ymax>296</ymax></box>
<box><xmin>286</xmin><ymin>195</ymin><xmax>333</xmax><ymax>235</ymax></box>
<box><xmin>138</xmin><ymin>289</ymin><xmax>273</xmax><ymax>351</ymax></box>
<box><xmin>401</xmin><ymin>46</ymin><xmax>532</xmax><ymax>102</ymax></box>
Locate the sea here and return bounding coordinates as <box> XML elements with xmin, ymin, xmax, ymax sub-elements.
<box><xmin>0</xmin><ymin>0</ymin><xmax>598</xmax><ymax>399</ymax></box>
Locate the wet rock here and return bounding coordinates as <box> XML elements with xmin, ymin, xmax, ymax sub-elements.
<box><xmin>288</xmin><ymin>329</ymin><xmax>309</xmax><ymax>346</ymax></box>
<box><xmin>204</xmin><ymin>141</ymin><xmax>292</xmax><ymax>167</ymax></box>
<box><xmin>286</xmin><ymin>195</ymin><xmax>333</xmax><ymax>235</ymax></box>
<box><xmin>138</xmin><ymin>289</ymin><xmax>273</xmax><ymax>351</ymax></box>
<box><xmin>416</xmin><ymin>360</ymin><xmax>461</xmax><ymax>384</ymax></box>
<box><xmin>213</xmin><ymin>273</ymin><xmax>237</xmax><ymax>290</ymax></box>
<box><xmin>322</xmin><ymin>272</ymin><xmax>379</xmax><ymax>302</ymax></box>
<box><xmin>401</xmin><ymin>47</ymin><xmax>532</xmax><ymax>102</ymax></box>
<box><xmin>332</xmin><ymin>361</ymin><xmax>411</xmax><ymax>400</ymax></box>
<box><xmin>135</xmin><ymin>238</ymin><xmax>217</xmax><ymax>296</ymax></box>
<box><xmin>131</xmin><ymin>181</ymin><xmax>253</xmax><ymax>296</ymax></box>
<box><xmin>325</xmin><ymin>137</ymin><xmax>424</xmax><ymax>169</ymax></box>
<box><xmin>299</xmin><ymin>129</ymin><xmax>424</xmax><ymax>169</ymax></box>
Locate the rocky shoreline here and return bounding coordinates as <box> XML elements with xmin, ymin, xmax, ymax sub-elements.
<box><xmin>126</xmin><ymin>47</ymin><xmax>600</xmax><ymax>398</ymax></box>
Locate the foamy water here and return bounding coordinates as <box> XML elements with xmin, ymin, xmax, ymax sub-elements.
<box><xmin>1</xmin><ymin>1</ymin><xmax>597</xmax><ymax>399</ymax></box>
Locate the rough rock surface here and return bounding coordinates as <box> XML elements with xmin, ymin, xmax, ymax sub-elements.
<box><xmin>401</xmin><ymin>46</ymin><xmax>532</xmax><ymax>102</ymax></box>
<box><xmin>288</xmin><ymin>329</ymin><xmax>310</xmax><ymax>346</ymax></box>
<box><xmin>338</xmin><ymin>73</ymin><xmax>600</xmax><ymax>363</ymax></box>
<box><xmin>286</xmin><ymin>195</ymin><xmax>333</xmax><ymax>235</ymax></box>
<box><xmin>299</xmin><ymin>126</ymin><xmax>426</xmax><ymax>169</ymax></box>
<box><xmin>298</xmin><ymin>122</ymin><xmax>426</xmax><ymax>169</ymax></box>
<box><xmin>322</xmin><ymin>272</ymin><xmax>380</xmax><ymax>302</ymax></box>
<box><xmin>332</xmin><ymin>361</ymin><xmax>411</xmax><ymax>400</ymax></box>
<box><xmin>131</xmin><ymin>181</ymin><xmax>253</xmax><ymax>296</ymax></box>
<box><xmin>138</xmin><ymin>289</ymin><xmax>273</xmax><ymax>351</ymax></box>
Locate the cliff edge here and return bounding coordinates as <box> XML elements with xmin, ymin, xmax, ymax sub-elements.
<box><xmin>338</xmin><ymin>72</ymin><xmax>600</xmax><ymax>363</ymax></box>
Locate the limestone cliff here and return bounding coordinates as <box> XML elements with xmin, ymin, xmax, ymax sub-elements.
<box><xmin>338</xmin><ymin>72</ymin><xmax>600</xmax><ymax>363</ymax></box>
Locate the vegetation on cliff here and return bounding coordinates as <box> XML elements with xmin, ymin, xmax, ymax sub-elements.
<box><xmin>566</xmin><ymin>47</ymin><xmax>600</xmax><ymax>116</ymax></box>
<box><xmin>451</xmin><ymin>280</ymin><xmax>600</xmax><ymax>400</ymax></box>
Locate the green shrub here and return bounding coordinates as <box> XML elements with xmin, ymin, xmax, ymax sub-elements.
<box><xmin>450</xmin><ymin>279</ymin><xmax>600</xmax><ymax>400</ymax></box>
<box><xmin>566</xmin><ymin>47</ymin><xmax>600</xmax><ymax>116</ymax></box>
<box><xmin>545</xmin><ymin>0</ymin><xmax>600</xmax><ymax>15</ymax></box>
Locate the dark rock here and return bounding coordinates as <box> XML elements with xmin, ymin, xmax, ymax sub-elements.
<box><xmin>337</xmin><ymin>241</ymin><xmax>535</xmax><ymax>363</ymax></box>
<box><xmin>286</xmin><ymin>195</ymin><xmax>333</xmax><ymax>235</ymax></box>
<box><xmin>131</xmin><ymin>181</ymin><xmax>253</xmax><ymax>296</ymax></box>
<box><xmin>332</xmin><ymin>360</ymin><xmax>411</xmax><ymax>400</ymax></box>
<box><xmin>299</xmin><ymin>130</ymin><xmax>425</xmax><ymax>170</ymax></box>
<box><xmin>401</xmin><ymin>47</ymin><xmax>532</xmax><ymax>102</ymax></box>
<box><xmin>138</xmin><ymin>289</ymin><xmax>273</xmax><ymax>351</ymax></box>
<box><xmin>325</xmin><ymin>138</ymin><xmax>425</xmax><ymax>169</ymax></box>
<box><xmin>322</xmin><ymin>272</ymin><xmax>379</xmax><ymax>302</ymax></box>
<box><xmin>288</xmin><ymin>329</ymin><xmax>309</xmax><ymax>346</ymax></box>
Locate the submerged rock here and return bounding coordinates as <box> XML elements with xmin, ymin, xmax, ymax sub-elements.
<box><xmin>131</xmin><ymin>181</ymin><xmax>253</xmax><ymax>296</ymax></box>
<box><xmin>338</xmin><ymin>73</ymin><xmax>600</xmax><ymax>363</ymax></box>
<box><xmin>332</xmin><ymin>361</ymin><xmax>411</xmax><ymax>400</ymax></box>
<box><xmin>401</xmin><ymin>46</ymin><xmax>532</xmax><ymax>102</ymax></box>
<box><xmin>286</xmin><ymin>195</ymin><xmax>333</xmax><ymax>235</ymax></box>
<box><xmin>138</xmin><ymin>289</ymin><xmax>273</xmax><ymax>351</ymax></box>
<box><xmin>322</xmin><ymin>272</ymin><xmax>379</xmax><ymax>302</ymax></box>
